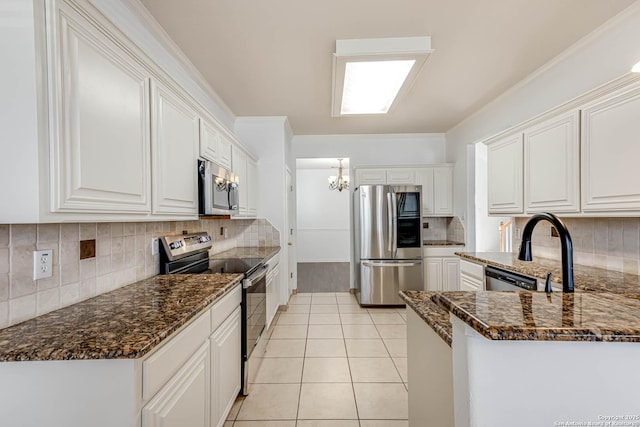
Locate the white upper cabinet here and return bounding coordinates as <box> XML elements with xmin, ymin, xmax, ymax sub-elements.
<box><xmin>415</xmin><ymin>166</ymin><xmax>453</xmax><ymax>216</ymax></box>
<box><xmin>524</xmin><ymin>111</ymin><xmax>580</xmax><ymax>213</ymax></box>
<box><xmin>487</xmin><ymin>134</ymin><xmax>524</xmax><ymax>214</ymax></box>
<box><xmin>48</xmin><ymin>0</ymin><xmax>151</xmax><ymax>213</ymax></box>
<box><xmin>433</xmin><ymin>167</ymin><xmax>453</xmax><ymax>215</ymax></box>
<box><xmin>200</xmin><ymin>117</ymin><xmax>233</xmax><ymax>171</ymax></box>
<box><xmin>232</xmin><ymin>146</ymin><xmax>249</xmax><ymax>216</ymax></box>
<box><xmin>415</xmin><ymin>168</ymin><xmax>435</xmax><ymax>215</ymax></box>
<box><xmin>151</xmin><ymin>80</ymin><xmax>199</xmax><ymax>215</ymax></box>
<box><xmin>581</xmin><ymin>83</ymin><xmax>640</xmax><ymax>212</ymax></box>
<box><xmin>386</xmin><ymin>168</ymin><xmax>415</xmax><ymax>184</ymax></box>
<box><xmin>356</xmin><ymin>169</ymin><xmax>387</xmax><ymax>185</ymax></box>
<box><xmin>247</xmin><ymin>157</ymin><xmax>259</xmax><ymax>217</ymax></box>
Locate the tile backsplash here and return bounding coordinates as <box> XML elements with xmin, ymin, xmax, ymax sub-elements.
<box><xmin>513</xmin><ymin>217</ymin><xmax>640</xmax><ymax>275</ymax></box>
<box><xmin>0</xmin><ymin>219</ymin><xmax>279</xmax><ymax>329</ymax></box>
<box><xmin>423</xmin><ymin>216</ymin><xmax>465</xmax><ymax>244</ymax></box>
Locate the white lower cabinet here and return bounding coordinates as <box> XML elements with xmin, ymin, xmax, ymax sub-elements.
<box><xmin>142</xmin><ymin>343</ymin><xmax>210</xmax><ymax>427</ymax></box>
<box><xmin>459</xmin><ymin>259</ymin><xmax>484</xmax><ymax>291</ymax></box>
<box><xmin>423</xmin><ymin>247</ymin><xmax>463</xmax><ymax>291</ymax></box>
<box><xmin>210</xmin><ymin>306</ymin><xmax>242</xmax><ymax>427</ymax></box>
<box><xmin>266</xmin><ymin>256</ymin><xmax>281</xmax><ymax>330</ymax></box>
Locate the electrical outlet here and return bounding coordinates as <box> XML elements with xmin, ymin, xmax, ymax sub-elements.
<box><xmin>423</xmin><ymin>222</ymin><xmax>429</xmax><ymax>229</ymax></box>
<box><xmin>33</xmin><ymin>250</ymin><xmax>53</xmax><ymax>280</ymax></box>
<box><xmin>515</xmin><ymin>228</ymin><xmax>522</xmax><ymax>239</ymax></box>
<box><xmin>151</xmin><ymin>237</ymin><xmax>159</xmax><ymax>256</ymax></box>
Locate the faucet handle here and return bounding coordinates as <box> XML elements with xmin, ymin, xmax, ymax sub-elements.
<box><xmin>545</xmin><ymin>272</ymin><xmax>553</xmax><ymax>293</ymax></box>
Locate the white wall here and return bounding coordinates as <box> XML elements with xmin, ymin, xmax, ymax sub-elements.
<box><xmin>235</xmin><ymin>116</ymin><xmax>294</xmax><ymax>302</ymax></box>
<box><xmin>445</xmin><ymin>2</ymin><xmax>640</xmax><ymax>250</ymax></box>
<box><xmin>296</xmin><ymin>168</ymin><xmax>350</xmax><ymax>262</ymax></box>
<box><xmin>293</xmin><ymin>134</ymin><xmax>447</xmax><ymax>169</ymax></box>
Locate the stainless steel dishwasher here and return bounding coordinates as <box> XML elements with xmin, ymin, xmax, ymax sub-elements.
<box><xmin>485</xmin><ymin>266</ymin><xmax>537</xmax><ymax>291</ymax></box>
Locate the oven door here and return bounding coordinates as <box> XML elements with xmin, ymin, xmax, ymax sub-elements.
<box><xmin>242</xmin><ymin>264</ymin><xmax>268</xmax><ymax>395</ymax></box>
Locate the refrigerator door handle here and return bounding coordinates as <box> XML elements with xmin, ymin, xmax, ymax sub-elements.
<box><xmin>363</xmin><ymin>261</ymin><xmax>422</xmax><ymax>268</ymax></box>
<box><xmin>386</xmin><ymin>192</ymin><xmax>394</xmax><ymax>253</ymax></box>
<box><xmin>391</xmin><ymin>192</ymin><xmax>398</xmax><ymax>257</ymax></box>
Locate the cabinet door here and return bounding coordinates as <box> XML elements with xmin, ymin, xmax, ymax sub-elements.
<box><xmin>386</xmin><ymin>168</ymin><xmax>415</xmax><ymax>185</ymax></box>
<box><xmin>247</xmin><ymin>157</ymin><xmax>258</xmax><ymax>217</ymax></box>
<box><xmin>217</xmin><ymin>135</ymin><xmax>233</xmax><ymax>170</ymax></box>
<box><xmin>524</xmin><ymin>111</ymin><xmax>580</xmax><ymax>213</ymax></box>
<box><xmin>232</xmin><ymin>146</ymin><xmax>248</xmax><ymax>215</ymax></box>
<box><xmin>434</xmin><ymin>167</ymin><xmax>453</xmax><ymax>215</ymax></box>
<box><xmin>459</xmin><ymin>274</ymin><xmax>481</xmax><ymax>292</ymax></box>
<box><xmin>210</xmin><ymin>306</ymin><xmax>242</xmax><ymax>427</ymax></box>
<box><xmin>49</xmin><ymin>2</ymin><xmax>151</xmax><ymax>213</ymax></box>
<box><xmin>415</xmin><ymin>168</ymin><xmax>435</xmax><ymax>216</ymax></box>
<box><xmin>200</xmin><ymin>118</ymin><xmax>220</xmax><ymax>164</ymax></box>
<box><xmin>356</xmin><ymin>169</ymin><xmax>387</xmax><ymax>185</ymax></box>
<box><xmin>151</xmin><ymin>80</ymin><xmax>199</xmax><ymax>215</ymax></box>
<box><xmin>424</xmin><ymin>258</ymin><xmax>443</xmax><ymax>291</ymax></box>
<box><xmin>582</xmin><ymin>84</ymin><xmax>640</xmax><ymax>212</ymax></box>
<box><xmin>442</xmin><ymin>258</ymin><xmax>460</xmax><ymax>291</ymax></box>
<box><xmin>142</xmin><ymin>343</ymin><xmax>210</xmax><ymax>427</ymax></box>
<box><xmin>487</xmin><ymin>134</ymin><xmax>523</xmax><ymax>214</ymax></box>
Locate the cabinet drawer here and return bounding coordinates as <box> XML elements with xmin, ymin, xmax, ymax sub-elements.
<box><xmin>143</xmin><ymin>309</ymin><xmax>211</xmax><ymax>400</ymax></box>
<box><xmin>211</xmin><ymin>285</ymin><xmax>242</xmax><ymax>332</ymax></box>
<box><xmin>459</xmin><ymin>260</ymin><xmax>484</xmax><ymax>280</ymax></box>
<box><xmin>460</xmin><ymin>274</ymin><xmax>481</xmax><ymax>292</ymax></box>
<box><xmin>423</xmin><ymin>246</ymin><xmax>464</xmax><ymax>257</ymax></box>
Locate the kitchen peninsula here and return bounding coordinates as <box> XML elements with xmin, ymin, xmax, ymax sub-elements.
<box><xmin>403</xmin><ymin>253</ymin><xmax>640</xmax><ymax>427</ymax></box>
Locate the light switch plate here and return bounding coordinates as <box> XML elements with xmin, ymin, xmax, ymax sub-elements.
<box><xmin>33</xmin><ymin>250</ymin><xmax>53</xmax><ymax>280</ymax></box>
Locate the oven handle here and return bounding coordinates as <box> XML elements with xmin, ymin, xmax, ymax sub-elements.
<box><xmin>243</xmin><ymin>264</ymin><xmax>269</xmax><ymax>289</ymax></box>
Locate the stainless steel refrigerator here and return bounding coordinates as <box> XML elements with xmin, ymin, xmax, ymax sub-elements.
<box><xmin>353</xmin><ymin>185</ymin><xmax>424</xmax><ymax>306</ymax></box>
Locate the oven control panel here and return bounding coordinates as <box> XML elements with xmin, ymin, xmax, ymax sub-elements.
<box><xmin>161</xmin><ymin>232</ymin><xmax>213</xmax><ymax>261</ymax></box>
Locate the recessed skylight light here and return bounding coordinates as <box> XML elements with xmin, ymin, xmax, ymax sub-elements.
<box><xmin>341</xmin><ymin>60</ymin><xmax>416</xmax><ymax>115</ymax></box>
<box><xmin>332</xmin><ymin>37</ymin><xmax>434</xmax><ymax>117</ymax></box>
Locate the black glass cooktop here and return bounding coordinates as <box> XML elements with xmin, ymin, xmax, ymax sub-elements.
<box><xmin>206</xmin><ymin>258</ymin><xmax>263</xmax><ymax>275</ymax></box>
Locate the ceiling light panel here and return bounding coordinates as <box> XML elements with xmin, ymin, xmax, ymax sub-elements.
<box><xmin>332</xmin><ymin>37</ymin><xmax>433</xmax><ymax>117</ymax></box>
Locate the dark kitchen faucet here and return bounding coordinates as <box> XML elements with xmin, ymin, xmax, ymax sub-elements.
<box><xmin>517</xmin><ymin>212</ymin><xmax>574</xmax><ymax>293</ymax></box>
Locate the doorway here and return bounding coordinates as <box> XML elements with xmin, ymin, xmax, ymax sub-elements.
<box><xmin>295</xmin><ymin>158</ymin><xmax>351</xmax><ymax>292</ymax></box>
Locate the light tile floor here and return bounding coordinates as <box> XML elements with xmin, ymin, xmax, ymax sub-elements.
<box><xmin>225</xmin><ymin>292</ymin><xmax>409</xmax><ymax>427</ymax></box>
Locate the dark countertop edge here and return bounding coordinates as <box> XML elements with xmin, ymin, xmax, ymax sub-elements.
<box><xmin>400</xmin><ymin>291</ymin><xmax>452</xmax><ymax>347</ymax></box>
<box><xmin>423</xmin><ymin>240</ymin><xmax>465</xmax><ymax>246</ymax></box>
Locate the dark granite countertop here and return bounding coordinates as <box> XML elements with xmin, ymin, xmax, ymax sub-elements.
<box><xmin>400</xmin><ymin>290</ymin><xmax>452</xmax><ymax>346</ymax></box>
<box><xmin>435</xmin><ymin>291</ymin><xmax>640</xmax><ymax>342</ymax></box>
<box><xmin>0</xmin><ymin>273</ymin><xmax>243</xmax><ymax>362</ymax></box>
<box><xmin>211</xmin><ymin>246</ymin><xmax>281</xmax><ymax>260</ymax></box>
<box><xmin>405</xmin><ymin>252</ymin><xmax>640</xmax><ymax>344</ymax></box>
<box><xmin>423</xmin><ymin>240</ymin><xmax>465</xmax><ymax>246</ymax></box>
<box><xmin>456</xmin><ymin>252</ymin><xmax>640</xmax><ymax>294</ymax></box>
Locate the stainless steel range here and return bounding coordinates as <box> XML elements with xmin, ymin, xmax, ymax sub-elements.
<box><xmin>159</xmin><ymin>232</ymin><xmax>268</xmax><ymax>395</ymax></box>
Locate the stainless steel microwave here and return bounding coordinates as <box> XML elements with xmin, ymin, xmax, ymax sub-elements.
<box><xmin>198</xmin><ymin>159</ymin><xmax>239</xmax><ymax>216</ymax></box>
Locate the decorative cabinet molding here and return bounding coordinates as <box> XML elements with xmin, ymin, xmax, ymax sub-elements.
<box><xmin>433</xmin><ymin>167</ymin><xmax>454</xmax><ymax>215</ymax></box>
<box><xmin>142</xmin><ymin>343</ymin><xmax>210</xmax><ymax>427</ymax></box>
<box><xmin>487</xmin><ymin>134</ymin><xmax>524</xmax><ymax>214</ymax></box>
<box><xmin>232</xmin><ymin>146</ymin><xmax>258</xmax><ymax>218</ymax></box>
<box><xmin>524</xmin><ymin>111</ymin><xmax>580</xmax><ymax>213</ymax></box>
<box><xmin>247</xmin><ymin>157</ymin><xmax>259</xmax><ymax>217</ymax></box>
<box><xmin>151</xmin><ymin>80</ymin><xmax>199</xmax><ymax>215</ymax></box>
<box><xmin>386</xmin><ymin>168</ymin><xmax>416</xmax><ymax>184</ymax></box>
<box><xmin>200</xmin><ymin>117</ymin><xmax>233</xmax><ymax>171</ymax></box>
<box><xmin>48</xmin><ymin>0</ymin><xmax>151</xmax><ymax>213</ymax></box>
<box><xmin>581</xmin><ymin>83</ymin><xmax>640</xmax><ymax>212</ymax></box>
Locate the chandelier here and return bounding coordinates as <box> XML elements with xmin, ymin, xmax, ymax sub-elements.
<box><xmin>328</xmin><ymin>159</ymin><xmax>350</xmax><ymax>192</ymax></box>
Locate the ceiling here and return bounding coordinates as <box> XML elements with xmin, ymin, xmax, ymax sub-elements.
<box><xmin>139</xmin><ymin>0</ymin><xmax>635</xmax><ymax>135</ymax></box>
